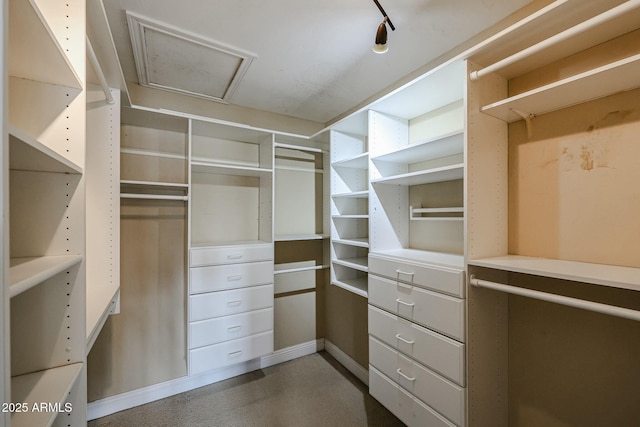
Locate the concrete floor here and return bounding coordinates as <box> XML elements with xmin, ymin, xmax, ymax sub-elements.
<box><xmin>88</xmin><ymin>351</ymin><xmax>405</xmax><ymax>426</ymax></box>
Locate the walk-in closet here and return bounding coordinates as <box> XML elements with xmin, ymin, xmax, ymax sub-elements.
<box><xmin>2</xmin><ymin>0</ymin><xmax>640</xmax><ymax>426</ymax></box>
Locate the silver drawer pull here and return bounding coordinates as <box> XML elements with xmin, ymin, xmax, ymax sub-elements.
<box><xmin>227</xmin><ymin>300</ymin><xmax>242</xmax><ymax>307</ymax></box>
<box><xmin>396</xmin><ymin>269</ymin><xmax>415</xmax><ymax>277</ymax></box>
<box><xmin>396</xmin><ymin>298</ymin><xmax>415</xmax><ymax>307</ymax></box>
<box><xmin>395</xmin><ymin>334</ymin><xmax>415</xmax><ymax>345</ymax></box>
<box><xmin>227</xmin><ymin>325</ymin><xmax>242</xmax><ymax>332</ymax></box>
<box><xmin>227</xmin><ymin>254</ymin><xmax>243</xmax><ymax>260</ymax></box>
<box><xmin>227</xmin><ymin>275</ymin><xmax>243</xmax><ymax>282</ymax></box>
<box><xmin>228</xmin><ymin>350</ymin><xmax>242</xmax><ymax>357</ymax></box>
<box><xmin>396</xmin><ymin>368</ymin><xmax>415</xmax><ymax>382</ymax></box>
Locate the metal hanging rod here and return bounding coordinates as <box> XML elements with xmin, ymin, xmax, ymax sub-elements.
<box><xmin>86</xmin><ymin>35</ymin><xmax>116</xmax><ymax>104</ymax></box>
<box><xmin>470</xmin><ymin>0</ymin><xmax>640</xmax><ymax>81</ymax></box>
<box><xmin>120</xmin><ymin>193</ymin><xmax>188</xmax><ymax>201</ymax></box>
<box><xmin>469</xmin><ymin>275</ymin><xmax>640</xmax><ymax>322</ymax></box>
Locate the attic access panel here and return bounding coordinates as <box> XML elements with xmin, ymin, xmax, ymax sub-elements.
<box><xmin>127</xmin><ymin>11</ymin><xmax>255</xmax><ymax>103</ymax></box>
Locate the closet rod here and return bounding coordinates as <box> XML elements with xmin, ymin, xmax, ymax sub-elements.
<box><xmin>469</xmin><ymin>0</ymin><xmax>640</xmax><ymax>81</ymax></box>
<box><xmin>469</xmin><ymin>275</ymin><xmax>640</xmax><ymax>322</ymax></box>
<box><xmin>86</xmin><ymin>35</ymin><xmax>116</xmax><ymax>104</ymax></box>
<box><xmin>120</xmin><ymin>193</ymin><xmax>188</xmax><ymax>201</ymax></box>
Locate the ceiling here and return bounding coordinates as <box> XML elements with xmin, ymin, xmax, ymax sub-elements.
<box><xmin>100</xmin><ymin>0</ymin><xmax>534</xmax><ymax>127</ymax></box>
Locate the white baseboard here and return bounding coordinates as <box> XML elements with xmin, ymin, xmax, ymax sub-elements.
<box><xmin>324</xmin><ymin>339</ymin><xmax>369</xmax><ymax>386</ymax></box>
<box><xmin>87</xmin><ymin>339</ymin><xmax>324</xmax><ymax>421</ymax></box>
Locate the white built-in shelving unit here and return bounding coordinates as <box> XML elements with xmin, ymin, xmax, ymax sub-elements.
<box><xmin>272</xmin><ymin>135</ymin><xmax>329</xmax><ymax>350</ymax></box>
<box><xmin>188</xmin><ymin>120</ymin><xmax>275</xmax><ymax>372</ymax></box>
<box><xmin>2</xmin><ymin>0</ymin><xmax>119</xmax><ymax>424</ymax></box>
<box><xmin>330</xmin><ymin>130</ymin><xmax>370</xmax><ymax>297</ymax></box>
<box><xmin>6</xmin><ymin>0</ymin><xmax>87</xmax><ymax>423</ymax></box>
<box><xmin>120</xmin><ymin>107</ymin><xmax>189</xmax><ymax>202</ymax></box>
<box><xmin>462</xmin><ymin>1</ymin><xmax>640</xmax><ymax>426</ymax></box>
<box><xmin>357</xmin><ymin>59</ymin><xmax>469</xmax><ymax>427</ymax></box>
<box><xmin>368</xmin><ymin>59</ymin><xmax>466</xmax><ymax>268</ymax></box>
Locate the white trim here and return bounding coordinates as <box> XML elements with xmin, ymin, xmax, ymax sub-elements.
<box><xmin>87</xmin><ymin>339</ymin><xmax>324</xmax><ymax>421</ymax></box>
<box><xmin>324</xmin><ymin>339</ymin><xmax>369</xmax><ymax>386</ymax></box>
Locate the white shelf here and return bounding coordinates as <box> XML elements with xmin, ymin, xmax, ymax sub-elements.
<box><xmin>86</xmin><ymin>283</ymin><xmax>119</xmax><ymax>348</ymax></box>
<box><xmin>371</xmin><ymin>163</ymin><xmax>464</xmax><ymax>186</ymax></box>
<box><xmin>332</xmin><ymin>190</ymin><xmax>369</xmax><ymax>199</ymax></box>
<box><xmin>191</xmin><ymin>161</ymin><xmax>273</xmax><ymax>177</ymax></box>
<box><xmin>11</xmin><ymin>363</ymin><xmax>83</xmax><ymax>427</ymax></box>
<box><xmin>333</xmin><ymin>257</ymin><xmax>369</xmax><ymax>272</ymax></box>
<box><xmin>333</xmin><ymin>238</ymin><xmax>370</xmax><ymax>249</ymax></box>
<box><xmin>9</xmin><ymin>255</ymin><xmax>83</xmax><ymax>298</ymax></box>
<box><xmin>120</xmin><ymin>147</ymin><xmax>186</xmax><ymax>160</ymax></box>
<box><xmin>332</xmin><ymin>278</ymin><xmax>368</xmax><ymax>298</ymax></box>
<box><xmin>120</xmin><ymin>180</ymin><xmax>188</xmax><ymax>190</ymax></box>
<box><xmin>331</xmin><ymin>214</ymin><xmax>369</xmax><ymax>219</ymax></box>
<box><xmin>9</xmin><ymin>0</ymin><xmax>82</xmax><ymax>89</ymax></box>
<box><xmin>274</xmin><ymin>234</ymin><xmax>329</xmax><ymax>242</ymax></box>
<box><xmin>331</xmin><ymin>153</ymin><xmax>369</xmax><ymax>170</ymax></box>
<box><xmin>372</xmin><ymin>248</ymin><xmax>465</xmax><ymax>270</ymax></box>
<box><xmin>275</xmin><ymin>165</ymin><xmax>324</xmax><ymax>174</ymax></box>
<box><xmin>86</xmin><ymin>286</ymin><xmax>119</xmax><ymax>353</ymax></box>
<box><xmin>274</xmin><ymin>142</ymin><xmax>324</xmax><ymax>153</ymax></box>
<box><xmin>371</xmin><ymin>130</ymin><xmax>464</xmax><ymax>164</ymax></box>
<box><xmin>9</xmin><ymin>126</ymin><xmax>83</xmax><ymax>174</ymax></box>
<box><xmin>469</xmin><ymin>255</ymin><xmax>640</xmax><ymax>293</ymax></box>
<box><xmin>481</xmin><ymin>53</ymin><xmax>640</xmax><ymax>123</ymax></box>
<box><xmin>274</xmin><ymin>265</ymin><xmax>329</xmax><ymax>275</ymax></box>
<box><xmin>190</xmin><ymin>240</ymin><xmax>272</xmax><ymax>249</ymax></box>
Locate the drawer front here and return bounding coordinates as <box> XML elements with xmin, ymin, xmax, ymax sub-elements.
<box><xmin>189</xmin><ymin>308</ymin><xmax>273</xmax><ymax>349</ymax></box>
<box><xmin>189</xmin><ymin>284</ymin><xmax>273</xmax><ymax>322</ymax></box>
<box><xmin>369</xmin><ymin>275</ymin><xmax>465</xmax><ymax>342</ymax></box>
<box><xmin>189</xmin><ymin>331</ymin><xmax>273</xmax><ymax>375</ymax></box>
<box><xmin>370</xmin><ymin>337</ymin><xmax>466</xmax><ymax>427</ymax></box>
<box><xmin>369</xmin><ymin>366</ymin><xmax>456</xmax><ymax>427</ymax></box>
<box><xmin>369</xmin><ymin>254</ymin><xmax>465</xmax><ymax>298</ymax></box>
<box><xmin>190</xmin><ymin>261</ymin><xmax>273</xmax><ymax>294</ymax></box>
<box><xmin>368</xmin><ymin>305</ymin><xmax>465</xmax><ymax>386</ymax></box>
<box><xmin>190</xmin><ymin>244</ymin><xmax>273</xmax><ymax>267</ymax></box>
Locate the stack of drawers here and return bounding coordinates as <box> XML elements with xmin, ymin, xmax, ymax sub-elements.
<box><xmin>368</xmin><ymin>253</ymin><xmax>466</xmax><ymax>427</ymax></box>
<box><xmin>188</xmin><ymin>243</ymin><xmax>274</xmax><ymax>375</ymax></box>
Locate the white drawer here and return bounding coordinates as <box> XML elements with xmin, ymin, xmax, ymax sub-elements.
<box><xmin>189</xmin><ymin>308</ymin><xmax>273</xmax><ymax>349</ymax></box>
<box><xmin>189</xmin><ymin>284</ymin><xmax>273</xmax><ymax>322</ymax></box>
<box><xmin>190</xmin><ymin>261</ymin><xmax>273</xmax><ymax>294</ymax></box>
<box><xmin>370</xmin><ymin>337</ymin><xmax>466</xmax><ymax>427</ymax></box>
<box><xmin>189</xmin><ymin>331</ymin><xmax>273</xmax><ymax>375</ymax></box>
<box><xmin>369</xmin><ymin>366</ymin><xmax>456</xmax><ymax>427</ymax></box>
<box><xmin>368</xmin><ymin>305</ymin><xmax>465</xmax><ymax>386</ymax></box>
<box><xmin>369</xmin><ymin>275</ymin><xmax>465</xmax><ymax>342</ymax></box>
<box><xmin>190</xmin><ymin>243</ymin><xmax>273</xmax><ymax>267</ymax></box>
<box><xmin>369</xmin><ymin>253</ymin><xmax>465</xmax><ymax>298</ymax></box>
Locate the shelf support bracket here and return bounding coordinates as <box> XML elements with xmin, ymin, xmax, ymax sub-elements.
<box><xmin>511</xmin><ymin>109</ymin><xmax>535</xmax><ymax>139</ymax></box>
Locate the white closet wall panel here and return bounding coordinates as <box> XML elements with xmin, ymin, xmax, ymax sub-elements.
<box><xmin>274</xmin><ymin>292</ymin><xmax>317</xmax><ymax>350</ymax></box>
<box><xmin>10</xmin><ymin>263</ymin><xmax>84</xmax><ymax>376</ymax></box>
<box><xmin>9</xmin><ymin>170</ymin><xmax>84</xmax><ymax>257</ymax></box>
<box><xmin>275</xmin><ymin>168</ymin><xmax>317</xmax><ymax>236</ymax></box>
<box><xmin>191</xmin><ymin>173</ymin><xmax>260</xmax><ymax>244</ymax></box>
<box><xmin>86</xmin><ymin>84</ymin><xmax>120</xmax><ymax>351</ymax></box>
<box><xmin>9</xmin><ymin>76</ymin><xmax>85</xmax><ymax>169</ymax></box>
<box><xmin>409</xmin><ymin>100</ymin><xmax>464</xmax><ymax>144</ymax></box>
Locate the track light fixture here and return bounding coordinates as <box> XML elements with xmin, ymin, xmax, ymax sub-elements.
<box><xmin>372</xmin><ymin>0</ymin><xmax>395</xmax><ymax>54</ymax></box>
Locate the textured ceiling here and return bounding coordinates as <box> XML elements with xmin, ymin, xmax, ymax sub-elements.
<box><xmin>102</xmin><ymin>0</ymin><xmax>533</xmax><ymax>124</ymax></box>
